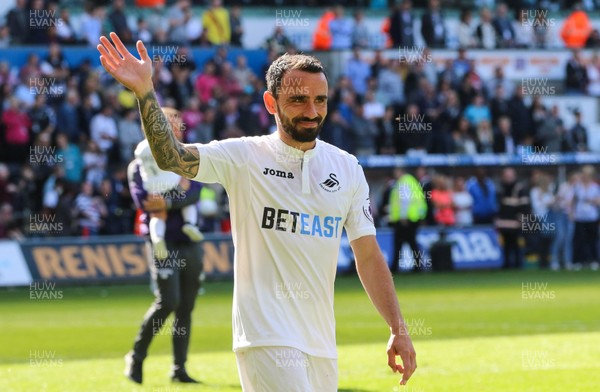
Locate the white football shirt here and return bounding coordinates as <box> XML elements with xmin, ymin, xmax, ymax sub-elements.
<box><xmin>192</xmin><ymin>132</ymin><xmax>375</xmax><ymax>358</ymax></box>
<box><xmin>135</xmin><ymin>139</ymin><xmax>181</xmax><ymax>193</ymax></box>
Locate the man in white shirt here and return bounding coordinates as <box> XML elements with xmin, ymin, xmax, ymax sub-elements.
<box><xmin>98</xmin><ymin>32</ymin><xmax>416</xmax><ymax>391</ymax></box>
<box><xmin>90</xmin><ymin>105</ymin><xmax>118</xmax><ymax>154</ymax></box>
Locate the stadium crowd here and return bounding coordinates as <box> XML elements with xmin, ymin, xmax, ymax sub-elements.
<box><xmin>0</xmin><ymin>0</ymin><xmax>599</xmax><ymax>270</ymax></box>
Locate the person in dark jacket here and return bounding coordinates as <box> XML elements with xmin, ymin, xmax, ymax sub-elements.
<box><xmin>420</xmin><ymin>0</ymin><xmax>446</xmax><ymax>48</ymax></box>
<box><xmin>389</xmin><ymin>0</ymin><xmax>415</xmax><ymax>48</ymax></box>
<box><xmin>124</xmin><ymin>109</ymin><xmax>204</xmax><ymax>385</ymax></box>
<box><xmin>565</xmin><ymin>49</ymin><xmax>588</xmax><ymax>94</ymax></box>
<box><xmin>495</xmin><ymin>168</ymin><xmax>530</xmax><ymax>269</ymax></box>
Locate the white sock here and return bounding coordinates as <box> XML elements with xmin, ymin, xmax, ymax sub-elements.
<box><xmin>149</xmin><ymin>217</ymin><xmax>166</xmax><ymax>244</ymax></box>
<box><xmin>181</xmin><ymin>205</ymin><xmax>198</xmax><ymax>225</ymax></box>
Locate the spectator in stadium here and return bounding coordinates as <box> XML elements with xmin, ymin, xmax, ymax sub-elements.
<box><xmin>430</xmin><ymin>174</ymin><xmax>455</xmax><ymax>226</ymax></box>
<box><xmin>493</xmin><ymin>115</ymin><xmax>517</xmax><ymax>154</ymax></box>
<box><xmin>487</xmin><ymin>66</ymin><xmax>513</xmax><ymax>103</ymax></box>
<box><xmin>565</xmin><ymin>49</ymin><xmax>589</xmax><ymax>94</ymax></box>
<box><xmin>572</xmin><ymin>165</ymin><xmax>600</xmax><ymax>270</ymax></box>
<box><xmin>225</xmin><ymin>5</ymin><xmax>242</xmax><ymax>46</ymax></box>
<box><xmin>550</xmin><ymin>171</ymin><xmax>578</xmax><ymax>270</ymax></box>
<box><xmin>536</xmin><ymin>105</ymin><xmax>565</xmax><ymax>153</ymax></box>
<box><xmin>438</xmin><ymin>59</ymin><xmax>460</xmax><ymax>91</ymax></box>
<box><xmin>452</xmin><ymin>116</ymin><xmax>478</xmax><ymax>154</ymax></box>
<box><xmin>567</xmin><ymin>110</ymin><xmax>589</xmax><ymax>151</ymax></box>
<box><xmin>352</xmin><ymin>10</ymin><xmax>370</xmax><ymax>49</ymax></box>
<box><xmin>166</xmin><ymin>0</ymin><xmax>188</xmax><ymax>44</ymax></box>
<box><xmin>97</xmin><ymin>177</ymin><xmax>124</xmax><ymax>235</ymax></box>
<box><xmin>90</xmin><ymin>104</ymin><xmax>119</xmax><ymax>159</ymax></box>
<box><xmin>529</xmin><ymin>172</ymin><xmax>556</xmax><ymax>269</ymax></box>
<box><xmin>476</xmin><ymin>8</ymin><xmax>498</xmax><ymax>49</ymax></box>
<box><xmin>452</xmin><ymin>176</ymin><xmax>473</xmax><ymax>227</ymax></box>
<box><xmin>514</xmin><ymin>8</ymin><xmax>533</xmax><ymax>48</ymax></box>
<box><xmin>134</xmin><ymin>17</ymin><xmax>153</xmax><ymax>43</ymax></box>
<box><xmin>56</xmin><ymin>133</ymin><xmax>83</xmax><ymax>185</ymax></box>
<box><xmin>421</xmin><ymin>0</ymin><xmax>446</xmax><ymax>48</ymax></box>
<box><xmin>79</xmin><ymin>3</ymin><xmax>106</xmax><ymax>46</ymax></box>
<box><xmin>56</xmin><ymin>9</ymin><xmax>79</xmax><ymax>45</ymax></box>
<box><xmin>457</xmin><ymin>8</ymin><xmax>477</xmax><ymax>48</ymax></box>
<box><xmin>388</xmin><ymin>0</ymin><xmax>415</xmax><ymax>48</ymax></box>
<box><xmin>362</xmin><ymin>89</ymin><xmax>386</xmax><ymax>120</ymax></box>
<box><xmin>586</xmin><ymin>53</ymin><xmax>600</xmax><ymax>95</ymax></box>
<box><xmin>167</xmin><ymin>63</ymin><xmax>194</xmax><ymax>110</ymax></box>
<box><xmin>56</xmin><ymin>91</ymin><xmax>80</xmax><ymax>143</ymax></box>
<box><xmin>82</xmin><ymin>140</ymin><xmax>107</xmax><ymax>189</ymax></box>
<box><xmin>19</xmin><ymin>52</ymin><xmax>42</xmax><ymax>86</ymax></box>
<box><xmin>74</xmin><ymin>181</ymin><xmax>107</xmax><ymax>236</ymax></box>
<box><xmin>41</xmin><ymin>43</ymin><xmax>69</xmax><ymax>103</ymax></box>
<box><xmin>0</xmin><ymin>164</ymin><xmax>14</xmax><ymax>206</ymax></box>
<box><xmin>321</xmin><ymin>108</ymin><xmax>352</xmax><ymax>152</ymax></box>
<box><xmin>2</xmin><ymin>97</ymin><xmax>31</xmax><ymax>163</ymax></box>
<box><xmin>376</xmin><ymin>106</ymin><xmax>398</xmax><ymax>154</ymax></box>
<box><xmin>346</xmin><ymin>49</ymin><xmax>371</xmax><ymax>99</ymax></box>
<box><xmin>0</xmin><ymin>25</ymin><xmax>10</xmax><ymax>48</ymax></box>
<box><xmin>400</xmin><ymin>104</ymin><xmax>430</xmax><ymax>154</ymax></box>
<box><xmin>585</xmin><ymin>28</ymin><xmax>600</xmax><ymax>47</ymax></box>
<box><xmin>218</xmin><ymin>62</ymin><xmax>243</xmax><ymax>97</ymax></box>
<box><xmin>264</xmin><ymin>26</ymin><xmax>293</xmax><ymax>55</ymax></box>
<box><xmin>493</xmin><ymin>3</ymin><xmax>516</xmax><ymax>48</ymax></box>
<box><xmin>27</xmin><ymin>0</ymin><xmax>52</xmax><ymax>45</ymax></box>
<box><xmin>476</xmin><ymin>119</ymin><xmax>494</xmax><ymax>153</ymax></box>
<box><xmin>202</xmin><ymin>0</ymin><xmax>231</xmax><ymax>46</ymax></box>
<box><xmin>0</xmin><ymin>203</ymin><xmax>23</xmax><ymax>240</ymax></box>
<box><xmin>118</xmin><ymin>109</ymin><xmax>144</xmax><ymax>163</ymax></box>
<box><xmin>496</xmin><ymin>167</ymin><xmax>529</xmax><ymax>269</ymax></box>
<box><xmin>467</xmin><ymin>168</ymin><xmax>497</xmax><ymax>225</ymax></box>
<box><xmin>329</xmin><ymin>6</ymin><xmax>354</xmax><ymax>50</ymax></box>
<box><xmin>42</xmin><ymin>165</ymin><xmax>65</xmax><ymax>215</ymax></box>
<box><xmin>5</xmin><ymin>0</ymin><xmax>28</xmax><ymax>45</ymax></box>
<box><xmin>489</xmin><ymin>84</ymin><xmax>510</xmax><ymax>127</ymax></box>
<box><xmin>231</xmin><ymin>55</ymin><xmax>255</xmax><ymax>92</ymax></box>
<box><xmin>507</xmin><ymin>87</ymin><xmax>532</xmax><ymax>145</ymax></box>
<box><xmin>109</xmin><ymin>0</ymin><xmax>133</xmax><ymax>44</ymax></box>
<box><xmin>195</xmin><ymin>61</ymin><xmax>219</xmax><ymax>104</ymax></box>
<box><xmin>560</xmin><ymin>3</ymin><xmax>592</xmax><ymax>48</ymax></box>
<box><xmin>13</xmin><ymin>165</ymin><xmax>41</xmax><ymax>214</ymax></box>
<box><xmin>29</xmin><ymin>94</ymin><xmax>57</xmax><ymax>138</ymax></box>
<box><xmin>452</xmin><ymin>49</ymin><xmax>472</xmax><ymax>87</ymax></box>
<box><xmin>351</xmin><ymin>105</ymin><xmax>379</xmax><ymax>155</ymax></box>
<box><xmin>464</xmin><ymin>94</ymin><xmax>491</xmax><ymax>127</ymax></box>
<box><xmin>415</xmin><ymin>167</ymin><xmax>435</xmax><ymax>226</ymax></box>
<box><xmin>386</xmin><ymin>167</ymin><xmax>428</xmax><ymax>273</ymax></box>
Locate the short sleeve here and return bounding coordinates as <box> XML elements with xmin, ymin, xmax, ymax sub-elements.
<box><xmin>344</xmin><ymin>163</ymin><xmax>377</xmax><ymax>242</ymax></box>
<box><xmin>192</xmin><ymin>138</ymin><xmax>249</xmax><ymax>189</ymax></box>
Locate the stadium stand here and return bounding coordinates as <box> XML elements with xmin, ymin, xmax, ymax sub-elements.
<box><xmin>0</xmin><ymin>0</ymin><xmax>599</xmax><ymax>273</ymax></box>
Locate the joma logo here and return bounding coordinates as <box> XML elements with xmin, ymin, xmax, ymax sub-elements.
<box><xmin>263</xmin><ymin>167</ymin><xmax>294</xmax><ymax>179</ymax></box>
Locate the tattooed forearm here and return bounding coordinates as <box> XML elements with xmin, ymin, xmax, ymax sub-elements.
<box><xmin>137</xmin><ymin>90</ymin><xmax>199</xmax><ymax>178</ymax></box>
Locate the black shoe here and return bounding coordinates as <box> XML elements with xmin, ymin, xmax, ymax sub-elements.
<box><xmin>171</xmin><ymin>369</ymin><xmax>200</xmax><ymax>383</ymax></box>
<box><xmin>124</xmin><ymin>352</ymin><xmax>143</xmax><ymax>384</ymax></box>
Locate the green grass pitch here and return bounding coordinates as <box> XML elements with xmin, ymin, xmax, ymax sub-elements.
<box><xmin>1</xmin><ymin>270</ymin><xmax>599</xmax><ymax>391</ymax></box>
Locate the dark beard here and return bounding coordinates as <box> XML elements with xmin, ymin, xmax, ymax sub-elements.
<box><xmin>277</xmin><ymin>103</ymin><xmax>324</xmax><ymax>143</ymax></box>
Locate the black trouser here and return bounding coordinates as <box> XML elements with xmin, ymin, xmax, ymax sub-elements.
<box><xmin>131</xmin><ymin>241</ymin><xmax>204</xmax><ymax>370</ymax></box>
<box><xmin>390</xmin><ymin>220</ymin><xmax>421</xmax><ymax>272</ymax></box>
<box><xmin>574</xmin><ymin>220</ymin><xmax>599</xmax><ymax>264</ymax></box>
<box><xmin>500</xmin><ymin>230</ymin><xmax>522</xmax><ymax>269</ymax></box>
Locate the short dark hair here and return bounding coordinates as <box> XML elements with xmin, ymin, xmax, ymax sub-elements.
<box><xmin>266</xmin><ymin>53</ymin><xmax>327</xmax><ymax>99</ymax></box>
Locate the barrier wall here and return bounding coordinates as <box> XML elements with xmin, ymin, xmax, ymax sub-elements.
<box><xmin>0</xmin><ymin>226</ymin><xmax>503</xmax><ymax>287</ymax></box>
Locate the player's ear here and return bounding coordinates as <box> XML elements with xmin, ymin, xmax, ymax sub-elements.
<box><xmin>263</xmin><ymin>91</ymin><xmax>277</xmax><ymax>115</ymax></box>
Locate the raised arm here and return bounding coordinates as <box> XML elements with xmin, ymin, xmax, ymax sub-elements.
<box><xmin>97</xmin><ymin>32</ymin><xmax>199</xmax><ymax>179</ymax></box>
